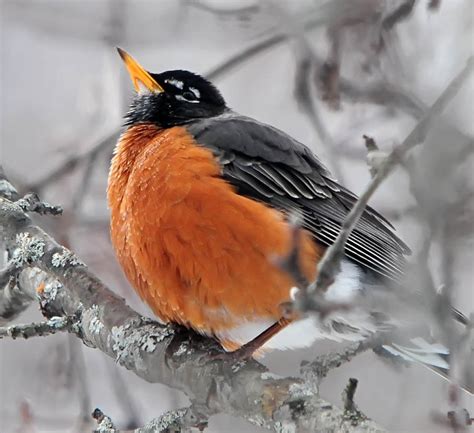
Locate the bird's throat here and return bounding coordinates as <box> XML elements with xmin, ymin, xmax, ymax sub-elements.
<box><xmin>108</xmin><ymin>123</ymin><xmax>162</xmax><ymax>210</ymax></box>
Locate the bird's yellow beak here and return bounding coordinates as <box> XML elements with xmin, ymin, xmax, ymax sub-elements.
<box><xmin>117</xmin><ymin>47</ymin><xmax>164</xmax><ymax>93</ymax></box>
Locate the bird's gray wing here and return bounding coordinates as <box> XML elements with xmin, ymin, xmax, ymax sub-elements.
<box><xmin>187</xmin><ymin>113</ymin><xmax>410</xmax><ymax>281</ymax></box>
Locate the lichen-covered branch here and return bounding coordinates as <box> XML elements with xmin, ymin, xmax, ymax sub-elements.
<box><xmin>16</xmin><ymin>192</ymin><xmax>63</xmax><ymax>216</ymax></box>
<box><xmin>0</xmin><ymin>315</ymin><xmax>76</xmax><ymax>339</ymax></box>
<box><xmin>342</xmin><ymin>378</ymin><xmax>367</xmax><ymax>426</ymax></box>
<box><xmin>302</xmin><ymin>334</ymin><xmax>385</xmax><ymax>381</ymax></box>
<box><xmin>93</xmin><ymin>406</ymin><xmax>208</xmax><ymax>433</ymax></box>
<box><xmin>0</xmin><ymin>172</ymin><xmax>387</xmax><ymax>433</ymax></box>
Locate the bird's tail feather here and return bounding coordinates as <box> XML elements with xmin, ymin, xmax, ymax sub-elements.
<box><xmin>377</xmin><ymin>338</ymin><xmax>473</xmax><ymax>394</ymax></box>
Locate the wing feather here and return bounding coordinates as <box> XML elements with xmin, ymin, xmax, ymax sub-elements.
<box><xmin>188</xmin><ymin>113</ymin><xmax>410</xmax><ymax>281</ymax></box>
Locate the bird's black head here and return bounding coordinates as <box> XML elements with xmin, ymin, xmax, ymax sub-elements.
<box><xmin>118</xmin><ymin>48</ymin><xmax>227</xmax><ymax>128</ymax></box>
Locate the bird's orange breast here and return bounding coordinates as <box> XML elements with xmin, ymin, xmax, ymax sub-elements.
<box><xmin>108</xmin><ymin>124</ymin><xmax>321</xmax><ymax>337</ymax></box>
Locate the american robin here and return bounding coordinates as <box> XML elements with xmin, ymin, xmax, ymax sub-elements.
<box><xmin>109</xmin><ymin>48</ymin><xmax>412</xmax><ymax>359</ymax></box>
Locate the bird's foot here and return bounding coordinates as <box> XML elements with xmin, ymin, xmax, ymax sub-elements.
<box><xmin>209</xmin><ymin>344</ymin><xmax>257</xmax><ymax>363</ymax></box>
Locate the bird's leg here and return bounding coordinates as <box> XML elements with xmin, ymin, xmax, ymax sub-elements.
<box><xmin>214</xmin><ymin>317</ymin><xmax>293</xmax><ymax>362</ymax></box>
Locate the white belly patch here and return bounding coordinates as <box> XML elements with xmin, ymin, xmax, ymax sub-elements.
<box><xmin>217</xmin><ymin>260</ymin><xmax>377</xmax><ymax>350</ymax></box>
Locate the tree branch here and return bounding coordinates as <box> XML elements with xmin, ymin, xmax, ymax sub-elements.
<box><xmin>93</xmin><ymin>405</ymin><xmax>208</xmax><ymax>433</ymax></box>
<box><xmin>0</xmin><ymin>172</ymin><xmax>387</xmax><ymax>432</ymax></box>
<box><xmin>301</xmin><ymin>333</ymin><xmax>385</xmax><ymax>381</ymax></box>
<box><xmin>26</xmin><ymin>130</ymin><xmax>120</xmax><ymax>193</ymax></box>
<box><xmin>0</xmin><ymin>315</ymin><xmax>76</xmax><ymax>339</ymax></box>
<box><xmin>299</xmin><ymin>57</ymin><xmax>473</xmax><ymax>309</ymax></box>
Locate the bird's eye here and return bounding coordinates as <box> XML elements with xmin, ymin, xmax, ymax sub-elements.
<box><xmin>182</xmin><ymin>90</ymin><xmax>198</xmax><ymax>101</ymax></box>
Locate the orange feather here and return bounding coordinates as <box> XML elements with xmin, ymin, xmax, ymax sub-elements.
<box><xmin>108</xmin><ymin>124</ymin><xmax>322</xmax><ymax>340</ymax></box>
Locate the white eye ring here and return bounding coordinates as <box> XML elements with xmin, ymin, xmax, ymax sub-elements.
<box><xmin>175</xmin><ymin>94</ymin><xmax>200</xmax><ymax>104</ymax></box>
<box><xmin>189</xmin><ymin>87</ymin><xmax>200</xmax><ymax>98</ymax></box>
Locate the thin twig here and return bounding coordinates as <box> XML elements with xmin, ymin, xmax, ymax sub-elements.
<box><xmin>294</xmin><ymin>54</ymin><xmax>345</xmax><ymax>182</ymax></box>
<box><xmin>363</xmin><ymin>135</ymin><xmax>388</xmax><ymax>179</ymax></box>
<box><xmin>302</xmin><ymin>333</ymin><xmax>385</xmax><ymax>380</ymax></box>
<box><xmin>342</xmin><ymin>377</ymin><xmax>367</xmax><ymax>427</ymax></box>
<box><xmin>343</xmin><ymin>378</ymin><xmax>359</xmax><ymax>412</ymax></box>
<box><xmin>382</xmin><ymin>0</ymin><xmax>416</xmax><ymax>31</ymax></box>
<box><xmin>92</xmin><ymin>406</ymin><xmax>205</xmax><ymax>433</ymax></box>
<box><xmin>342</xmin><ymin>378</ymin><xmax>367</xmax><ymax>426</ymax></box>
<box><xmin>269</xmin><ymin>1</ymin><xmax>345</xmax><ymax>181</ymax></box>
<box><xmin>26</xmin><ymin>130</ymin><xmax>119</xmax><ymax>193</ymax></box>
<box><xmin>92</xmin><ymin>408</ymin><xmax>118</xmax><ymax>433</ymax></box>
<box><xmin>0</xmin><ymin>315</ymin><xmax>75</xmax><ymax>339</ymax></box>
<box><xmin>300</xmin><ymin>57</ymin><xmax>473</xmax><ymax>307</ymax></box>
<box><xmin>185</xmin><ymin>0</ymin><xmax>259</xmax><ymax>17</ymax></box>
<box><xmin>16</xmin><ymin>192</ymin><xmax>63</xmax><ymax>216</ymax></box>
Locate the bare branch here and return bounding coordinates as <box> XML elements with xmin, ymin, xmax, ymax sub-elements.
<box><xmin>206</xmin><ymin>0</ymin><xmax>379</xmax><ymax>81</ymax></box>
<box><xmin>342</xmin><ymin>378</ymin><xmax>367</xmax><ymax>426</ymax></box>
<box><xmin>382</xmin><ymin>0</ymin><xmax>416</xmax><ymax>31</ymax></box>
<box><xmin>266</xmin><ymin>2</ymin><xmax>345</xmax><ymax>181</ymax></box>
<box><xmin>302</xmin><ymin>334</ymin><xmax>385</xmax><ymax>380</ymax></box>
<box><xmin>16</xmin><ymin>192</ymin><xmax>63</xmax><ymax>216</ymax></box>
<box><xmin>92</xmin><ymin>408</ymin><xmax>118</xmax><ymax>433</ymax></box>
<box><xmin>0</xmin><ymin>315</ymin><xmax>76</xmax><ymax>340</ymax></box>
<box><xmin>25</xmin><ymin>130</ymin><xmax>119</xmax><ymax>193</ymax></box>
<box><xmin>0</xmin><ymin>171</ymin><xmax>388</xmax><ymax>433</ymax></box>
<box><xmin>293</xmin><ymin>53</ymin><xmax>345</xmax><ymax>181</ymax></box>
<box><xmin>363</xmin><ymin>134</ymin><xmax>384</xmax><ymax>178</ymax></box>
<box><xmin>16</xmin><ymin>4</ymin><xmax>466</xmax><ymax>207</ymax></box>
<box><xmin>92</xmin><ymin>405</ymin><xmax>207</xmax><ymax>433</ymax></box>
<box><xmin>299</xmin><ymin>57</ymin><xmax>473</xmax><ymax>309</ymax></box>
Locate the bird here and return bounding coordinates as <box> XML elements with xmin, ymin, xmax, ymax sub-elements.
<box><xmin>108</xmin><ymin>48</ymin><xmax>465</xmax><ymax>382</ymax></box>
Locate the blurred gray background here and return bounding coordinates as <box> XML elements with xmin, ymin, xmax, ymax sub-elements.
<box><xmin>1</xmin><ymin>0</ymin><xmax>473</xmax><ymax>432</ymax></box>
